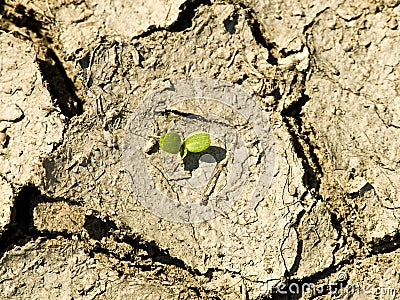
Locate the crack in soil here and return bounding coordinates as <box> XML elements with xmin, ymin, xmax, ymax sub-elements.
<box><xmin>132</xmin><ymin>0</ymin><xmax>212</xmax><ymax>40</ymax></box>
<box><xmin>3</xmin><ymin>1</ymin><xmax>400</xmax><ymax>299</ymax></box>
<box><xmin>0</xmin><ymin>186</ymin><xmax>209</xmax><ymax>296</ymax></box>
<box><xmin>0</xmin><ymin>185</ymin><xmax>212</xmax><ymax>282</ymax></box>
<box><xmin>37</xmin><ymin>47</ymin><xmax>84</xmax><ymax>118</ymax></box>
<box><xmin>280</xmin><ymin>78</ymin><xmax>322</xmax><ymax>192</ymax></box>
<box><xmin>235</xmin><ymin>1</ymin><xmax>279</xmax><ymax>65</ymax></box>
<box><xmin>369</xmin><ymin>233</ymin><xmax>400</xmax><ymax>255</ymax></box>
<box><xmin>0</xmin><ymin>2</ymin><xmax>84</xmax><ymax>118</ymax></box>
<box><xmin>0</xmin><ymin>185</ymin><xmax>79</xmax><ymax>258</ymax></box>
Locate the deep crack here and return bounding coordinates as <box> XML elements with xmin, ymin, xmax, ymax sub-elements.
<box><xmin>133</xmin><ymin>0</ymin><xmax>212</xmax><ymax>40</ymax></box>
<box><xmin>37</xmin><ymin>47</ymin><xmax>84</xmax><ymax>118</ymax></box>
<box><xmin>0</xmin><ymin>2</ymin><xmax>84</xmax><ymax>118</ymax></box>
<box><xmin>0</xmin><ymin>185</ymin><xmax>206</xmax><ymax>281</ymax></box>
<box><xmin>0</xmin><ymin>185</ymin><xmax>78</xmax><ymax>258</ymax></box>
<box><xmin>281</xmin><ymin>75</ymin><xmax>322</xmax><ymax>192</ymax></box>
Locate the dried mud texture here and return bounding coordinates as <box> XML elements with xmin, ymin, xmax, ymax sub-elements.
<box><xmin>299</xmin><ymin>248</ymin><xmax>400</xmax><ymax>299</ymax></box>
<box><xmin>3</xmin><ymin>0</ymin><xmax>188</xmax><ymax>58</ymax></box>
<box><xmin>0</xmin><ymin>32</ymin><xmax>64</xmax><ymax>185</ymax></box>
<box><xmin>303</xmin><ymin>5</ymin><xmax>400</xmax><ymax>251</ymax></box>
<box><xmin>0</xmin><ymin>237</ymin><xmax>199</xmax><ymax>299</ymax></box>
<box><xmin>0</xmin><ymin>177</ymin><xmax>13</xmax><ymax>234</ymax></box>
<box><xmin>0</xmin><ymin>0</ymin><xmax>399</xmax><ymax>299</ymax></box>
<box><xmin>39</xmin><ymin>4</ymin><xmax>328</xmax><ymax>298</ymax></box>
<box><xmin>0</xmin><ymin>31</ymin><xmax>64</xmax><ymax>233</ymax></box>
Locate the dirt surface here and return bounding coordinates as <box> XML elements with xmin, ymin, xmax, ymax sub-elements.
<box><xmin>0</xmin><ymin>0</ymin><xmax>399</xmax><ymax>299</ymax></box>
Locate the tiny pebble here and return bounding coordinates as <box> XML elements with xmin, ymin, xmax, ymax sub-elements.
<box><xmin>0</xmin><ymin>132</ymin><xmax>7</xmax><ymax>146</ymax></box>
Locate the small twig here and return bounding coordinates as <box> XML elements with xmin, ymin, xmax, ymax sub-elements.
<box><xmin>201</xmin><ymin>157</ymin><xmax>228</xmax><ymax>203</ymax></box>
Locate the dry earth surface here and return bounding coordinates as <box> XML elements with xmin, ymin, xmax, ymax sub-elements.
<box><xmin>0</xmin><ymin>0</ymin><xmax>400</xmax><ymax>299</ymax></box>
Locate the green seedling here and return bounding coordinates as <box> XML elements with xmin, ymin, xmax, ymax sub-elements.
<box><xmin>181</xmin><ymin>132</ymin><xmax>211</xmax><ymax>158</ymax></box>
<box><xmin>159</xmin><ymin>132</ymin><xmax>182</xmax><ymax>154</ymax></box>
<box><xmin>184</xmin><ymin>132</ymin><xmax>211</xmax><ymax>152</ymax></box>
<box><xmin>159</xmin><ymin>131</ymin><xmax>211</xmax><ymax>158</ymax></box>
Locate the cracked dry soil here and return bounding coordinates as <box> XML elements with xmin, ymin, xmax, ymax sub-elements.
<box><xmin>0</xmin><ymin>0</ymin><xmax>400</xmax><ymax>299</ymax></box>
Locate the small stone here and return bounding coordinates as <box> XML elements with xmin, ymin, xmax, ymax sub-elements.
<box><xmin>0</xmin><ymin>104</ymin><xmax>24</xmax><ymax>122</ymax></box>
<box><xmin>0</xmin><ymin>132</ymin><xmax>6</xmax><ymax>142</ymax></box>
<box><xmin>0</xmin><ymin>132</ymin><xmax>6</xmax><ymax>147</ymax></box>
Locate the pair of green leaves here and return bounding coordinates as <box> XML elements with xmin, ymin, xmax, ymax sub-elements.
<box><xmin>159</xmin><ymin>131</ymin><xmax>211</xmax><ymax>158</ymax></box>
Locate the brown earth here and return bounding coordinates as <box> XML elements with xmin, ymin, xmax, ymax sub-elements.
<box><xmin>0</xmin><ymin>0</ymin><xmax>400</xmax><ymax>299</ymax></box>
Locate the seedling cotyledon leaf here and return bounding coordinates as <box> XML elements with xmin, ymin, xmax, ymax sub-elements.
<box><xmin>159</xmin><ymin>132</ymin><xmax>182</xmax><ymax>154</ymax></box>
<box><xmin>184</xmin><ymin>132</ymin><xmax>211</xmax><ymax>153</ymax></box>
<box><xmin>159</xmin><ymin>131</ymin><xmax>211</xmax><ymax>158</ymax></box>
